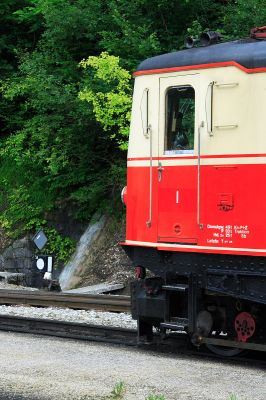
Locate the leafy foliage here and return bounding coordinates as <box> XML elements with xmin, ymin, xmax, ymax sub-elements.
<box><xmin>42</xmin><ymin>228</ymin><xmax>76</xmax><ymax>267</ymax></box>
<box><xmin>228</xmin><ymin>395</ymin><xmax>238</xmax><ymax>400</ymax></box>
<box><xmin>0</xmin><ymin>0</ymin><xmax>126</xmax><ymax>241</ymax></box>
<box><xmin>79</xmin><ymin>52</ymin><xmax>132</xmax><ymax>150</ymax></box>
<box><xmin>109</xmin><ymin>381</ymin><xmax>125</xmax><ymax>400</ymax></box>
<box><xmin>223</xmin><ymin>0</ymin><xmax>266</xmax><ymax>39</ymax></box>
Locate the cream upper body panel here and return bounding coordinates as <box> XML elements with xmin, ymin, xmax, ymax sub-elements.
<box><xmin>127</xmin><ymin>75</ymin><xmax>159</xmax><ymax>159</ymax></box>
<box><xmin>199</xmin><ymin>67</ymin><xmax>266</xmax><ymax>156</ymax></box>
<box><xmin>128</xmin><ymin>65</ymin><xmax>266</xmax><ymax>161</ymax></box>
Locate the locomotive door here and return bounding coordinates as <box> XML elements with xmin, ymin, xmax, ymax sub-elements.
<box><xmin>157</xmin><ymin>74</ymin><xmax>200</xmax><ymax>243</ymax></box>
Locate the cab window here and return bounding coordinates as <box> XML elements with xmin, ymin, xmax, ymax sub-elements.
<box><xmin>165</xmin><ymin>86</ymin><xmax>195</xmax><ymax>154</ymax></box>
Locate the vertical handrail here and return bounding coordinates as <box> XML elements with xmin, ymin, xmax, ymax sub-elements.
<box><xmin>205</xmin><ymin>81</ymin><xmax>215</xmax><ymax>137</ymax></box>
<box><xmin>141</xmin><ymin>88</ymin><xmax>150</xmax><ymax>138</ymax></box>
<box><xmin>210</xmin><ymin>82</ymin><xmax>214</xmax><ymax>135</ymax></box>
<box><xmin>146</xmin><ymin>124</ymin><xmax>152</xmax><ymax>228</ymax></box>
<box><xmin>142</xmin><ymin>88</ymin><xmax>152</xmax><ymax>228</ymax></box>
<box><xmin>197</xmin><ymin>121</ymin><xmax>204</xmax><ymax>229</ymax></box>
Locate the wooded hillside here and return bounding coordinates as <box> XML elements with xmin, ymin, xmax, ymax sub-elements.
<box><xmin>0</xmin><ymin>0</ymin><xmax>265</xmax><ymax>262</ymax></box>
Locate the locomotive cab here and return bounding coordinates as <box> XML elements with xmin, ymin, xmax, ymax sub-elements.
<box><xmin>122</xmin><ymin>35</ymin><xmax>266</xmax><ymax>355</ymax></box>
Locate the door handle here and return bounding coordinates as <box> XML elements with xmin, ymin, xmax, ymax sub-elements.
<box><xmin>158</xmin><ymin>162</ymin><xmax>164</xmax><ymax>182</ymax></box>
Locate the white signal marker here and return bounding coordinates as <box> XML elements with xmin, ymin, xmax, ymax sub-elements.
<box><xmin>47</xmin><ymin>256</ymin><xmax>53</xmax><ymax>273</ymax></box>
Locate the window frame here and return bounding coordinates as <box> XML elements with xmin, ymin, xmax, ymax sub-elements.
<box><xmin>164</xmin><ymin>84</ymin><xmax>195</xmax><ymax>156</ymax></box>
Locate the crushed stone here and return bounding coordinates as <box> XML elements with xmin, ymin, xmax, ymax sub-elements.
<box><xmin>0</xmin><ymin>281</ymin><xmax>39</xmax><ymax>291</ymax></box>
<box><xmin>0</xmin><ymin>304</ymin><xmax>137</xmax><ymax>329</ymax></box>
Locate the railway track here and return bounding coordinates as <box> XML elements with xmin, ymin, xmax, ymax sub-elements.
<box><xmin>0</xmin><ymin>290</ymin><xmax>130</xmax><ymax>313</ymax></box>
<box><xmin>0</xmin><ymin>314</ymin><xmax>264</xmax><ymax>368</ymax></box>
<box><xmin>0</xmin><ymin>291</ymin><xmax>264</xmax><ymax>366</ymax></box>
<box><xmin>0</xmin><ymin>314</ymin><xmax>137</xmax><ymax>345</ymax></box>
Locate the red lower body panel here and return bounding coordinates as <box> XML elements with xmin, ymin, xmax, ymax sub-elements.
<box><xmin>125</xmin><ymin>163</ymin><xmax>266</xmax><ymax>256</ymax></box>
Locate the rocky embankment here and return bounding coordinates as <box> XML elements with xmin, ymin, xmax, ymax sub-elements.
<box><xmin>0</xmin><ymin>216</ymin><xmax>134</xmax><ymax>293</ymax></box>
<box><xmin>59</xmin><ymin>216</ymin><xmax>134</xmax><ymax>293</ymax></box>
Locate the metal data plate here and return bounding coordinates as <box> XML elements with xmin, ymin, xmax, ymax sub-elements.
<box><xmin>32</xmin><ymin>230</ymin><xmax>48</xmax><ymax>250</ymax></box>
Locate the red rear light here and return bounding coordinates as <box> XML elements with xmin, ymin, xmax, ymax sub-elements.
<box><xmin>121</xmin><ymin>186</ymin><xmax>127</xmax><ymax>205</ymax></box>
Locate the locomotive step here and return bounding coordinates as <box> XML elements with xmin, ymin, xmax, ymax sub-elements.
<box><xmin>162</xmin><ymin>284</ymin><xmax>188</xmax><ymax>292</ymax></box>
<box><xmin>160</xmin><ymin>318</ymin><xmax>188</xmax><ymax>331</ymax></box>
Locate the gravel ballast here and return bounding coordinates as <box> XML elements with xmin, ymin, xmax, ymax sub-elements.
<box><xmin>0</xmin><ymin>281</ymin><xmax>38</xmax><ymax>291</ymax></box>
<box><xmin>0</xmin><ymin>305</ymin><xmax>137</xmax><ymax>329</ymax></box>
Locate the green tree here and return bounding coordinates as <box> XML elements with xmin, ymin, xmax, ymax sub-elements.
<box><xmin>0</xmin><ymin>0</ymin><xmax>125</xmax><ymax>239</ymax></box>
<box><xmin>223</xmin><ymin>0</ymin><xmax>266</xmax><ymax>39</ymax></box>
<box><xmin>79</xmin><ymin>52</ymin><xmax>132</xmax><ymax>150</ymax></box>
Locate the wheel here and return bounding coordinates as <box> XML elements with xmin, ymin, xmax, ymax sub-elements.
<box><xmin>206</xmin><ymin>343</ymin><xmax>243</xmax><ymax>357</ymax></box>
<box><xmin>206</xmin><ymin>331</ymin><xmax>244</xmax><ymax>357</ymax></box>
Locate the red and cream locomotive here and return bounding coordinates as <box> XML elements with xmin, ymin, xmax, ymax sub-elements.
<box><xmin>121</xmin><ymin>30</ymin><xmax>266</xmax><ymax>355</ymax></box>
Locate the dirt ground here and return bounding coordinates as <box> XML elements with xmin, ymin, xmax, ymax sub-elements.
<box><xmin>0</xmin><ymin>331</ymin><xmax>265</xmax><ymax>400</ymax></box>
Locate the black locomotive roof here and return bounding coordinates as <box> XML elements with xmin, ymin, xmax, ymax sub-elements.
<box><xmin>136</xmin><ymin>39</ymin><xmax>266</xmax><ymax>72</ymax></box>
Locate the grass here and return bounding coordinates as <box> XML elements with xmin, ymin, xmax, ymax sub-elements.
<box><xmin>110</xmin><ymin>382</ymin><xmax>125</xmax><ymax>399</ymax></box>
<box><xmin>81</xmin><ymin>382</ymin><xmax>238</xmax><ymax>399</ymax></box>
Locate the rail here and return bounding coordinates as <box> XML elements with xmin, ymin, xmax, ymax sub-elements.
<box><xmin>0</xmin><ymin>290</ymin><xmax>131</xmax><ymax>313</ymax></box>
<box><xmin>0</xmin><ymin>314</ymin><xmax>137</xmax><ymax>346</ymax></box>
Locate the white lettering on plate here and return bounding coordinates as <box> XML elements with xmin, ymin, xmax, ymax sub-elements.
<box><xmin>205</xmin><ymin>224</ymin><xmax>250</xmax><ymax>245</ymax></box>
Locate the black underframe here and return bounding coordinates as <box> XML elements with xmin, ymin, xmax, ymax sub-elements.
<box><xmin>123</xmin><ymin>246</ymin><xmax>266</xmax><ymax>306</ymax></box>
<box><xmin>124</xmin><ymin>245</ymin><xmax>266</xmax><ymax>346</ymax></box>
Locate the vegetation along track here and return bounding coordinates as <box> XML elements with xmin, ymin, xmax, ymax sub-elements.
<box><xmin>0</xmin><ymin>290</ymin><xmax>130</xmax><ymax>313</ymax></box>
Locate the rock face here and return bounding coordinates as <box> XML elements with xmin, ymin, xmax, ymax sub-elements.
<box><xmin>1</xmin><ymin>237</ymin><xmax>35</xmax><ymax>286</ymax></box>
<box><xmin>0</xmin><ymin>228</ymin><xmax>11</xmax><ymax>254</ymax></box>
<box><xmin>59</xmin><ymin>215</ymin><xmax>134</xmax><ymax>292</ymax></box>
<box><xmin>59</xmin><ymin>215</ymin><xmax>108</xmax><ymax>290</ymax></box>
<box><xmin>0</xmin><ymin>272</ymin><xmax>26</xmax><ymax>285</ymax></box>
<box><xmin>0</xmin><ymin>216</ymin><xmax>134</xmax><ymax>291</ymax></box>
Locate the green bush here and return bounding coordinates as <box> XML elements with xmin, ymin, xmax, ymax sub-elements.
<box><xmin>42</xmin><ymin>228</ymin><xmax>76</xmax><ymax>268</ymax></box>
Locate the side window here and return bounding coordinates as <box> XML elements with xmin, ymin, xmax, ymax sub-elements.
<box><xmin>165</xmin><ymin>86</ymin><xmax>195</xmax><ymax>154</ymax></box>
